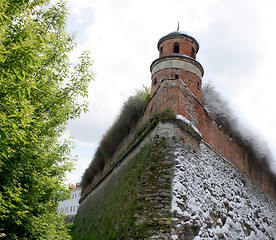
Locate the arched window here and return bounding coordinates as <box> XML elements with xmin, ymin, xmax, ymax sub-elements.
<box><xmin>191</xmin><ymin>47</ymin><xmax>195</xmax><ymax>58</ymax></box>
<box><xmin>173</xmin><ymin>42</ymin><xmax>179</xmax><ymax>53</ymax></box>
<box><xmin>160</xmin><ymin>47</ymin><xmax>163</xmax><ymax>56</ymax></box>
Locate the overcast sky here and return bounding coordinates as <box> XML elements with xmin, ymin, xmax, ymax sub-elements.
<box><xmin>63</xmin><ymin>0</ymin><xmax>276</xmax><ymax>184</ymax></box>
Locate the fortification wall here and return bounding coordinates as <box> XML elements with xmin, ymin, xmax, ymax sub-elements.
<box><xmin>74</xmin><ymin>122</ymin><xmax>179</xmax><ymax>239</ymax></box>
<box><xmin>145</xmin><ymin>79</ymin><xmax>276</xmax><ymax>198</ymax></box>
<box><xmin>73</xmin><ymin>121</ymin><xmax>276</xmax><ymax>239</ymax></box>
<box><xmin>81</xmin><ymin>125</ymin><xmax>139</xmax><ymax>198</ymax></box>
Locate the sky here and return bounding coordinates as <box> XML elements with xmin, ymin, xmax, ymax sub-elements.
<box><xmin>62</xmin><ymin>0</ymin><xmax>276</xmax><ymax>184</ymax></box>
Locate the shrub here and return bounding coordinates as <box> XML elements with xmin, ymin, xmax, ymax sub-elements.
<box><xmin>81</xmin><ymin>87</ymin><xmax>150</xmax><ymax>189</ymax></box>
<box><xmin>202</xmin><ymin>82</ymin><xmax>275</xmax><ymax>179</ymax></box>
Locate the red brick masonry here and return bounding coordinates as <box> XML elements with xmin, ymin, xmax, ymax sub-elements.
<box><xmin>145</xmin><ymin>79</ymin><xmax>276</xmax><ymax>199</ymax></box>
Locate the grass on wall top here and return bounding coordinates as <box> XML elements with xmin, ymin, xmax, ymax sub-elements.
<box><xmin>81</xmin><ymin>87</ymin><xmax>150</xmax><ymax>190</ymax></box>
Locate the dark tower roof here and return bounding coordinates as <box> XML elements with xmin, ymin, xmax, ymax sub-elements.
<box><xmin>157</xmin><ymin>31</ymin><xmax>199</xmax><ymax>52</ymax></box>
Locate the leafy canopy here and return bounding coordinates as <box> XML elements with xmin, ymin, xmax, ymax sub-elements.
<box><xmin>0</xmin><ymin>0</ymin><xmax>93</xmax><ymax>239</ymax></box>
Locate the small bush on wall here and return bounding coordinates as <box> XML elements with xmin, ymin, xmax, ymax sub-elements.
<box><xmin>81</xmin><ymin>87</ymin><xmax>150</xmax><ymax>190</ymax></box>
<box><xmin>202</xmin><ymin>82</ymin><xmax>275</xmax><ymax>180</ymax></box>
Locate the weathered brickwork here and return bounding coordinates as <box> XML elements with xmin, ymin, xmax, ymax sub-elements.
<box><xmin>151</xmin><ymin>66</ymin><xmax>202</xmax><ymax>101</ymax></box>
<box><xmin>146</xmin><ymin>78</ymin><xmax>276</xmax><ymax>198</ymax></box>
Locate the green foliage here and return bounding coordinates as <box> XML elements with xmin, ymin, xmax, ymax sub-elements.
<box><xmin>81</xmin><ymin>86</ymin><xmax>150</xmax><ymax>190</ymax></box>
<box><xmin>0</xmin><ymin>0</ymin><xmax>93</xmax><ymax>239</ymax></box>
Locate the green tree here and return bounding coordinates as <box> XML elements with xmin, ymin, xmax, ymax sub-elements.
<box><xmin>0</xmin><ymin>0</ymin><xmax>93</xmax><ymax>239</ymax></box>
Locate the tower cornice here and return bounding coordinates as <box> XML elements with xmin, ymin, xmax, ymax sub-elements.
<box><xmin>150</xmin><ymin>54</ymin><xmax>204</xmax><ymax>77</ymax></box>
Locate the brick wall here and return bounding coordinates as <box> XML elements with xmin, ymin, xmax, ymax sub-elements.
<box><xmin>146</xmin><ymin>79</ymin><xmax>276</xmax><ymax>199</ymax></box>
<box><xmin>151</xmin><ymin>67</ymin><xmax>202</xmax><ymax>101</ymax></box>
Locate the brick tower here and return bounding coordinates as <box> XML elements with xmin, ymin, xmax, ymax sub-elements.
<box><xmin>150</xmin><ymin>31</ymin><xmax>204</xmax><ymax>101</ymax></box>
<box><xmin>146</xmin><ymin>31</ymin><xmax>204</xmax><ymax>128</ymax></box>
<box><xmin>146</xmin><ymin>30</ymin><xmax>275</xmax><ymax>198</ymax></box>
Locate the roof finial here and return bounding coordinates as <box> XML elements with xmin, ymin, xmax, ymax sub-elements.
<box><xmin>177</xmin><ymin>21</ymin><xmax>179</xmax><ymax>31</ymax></box>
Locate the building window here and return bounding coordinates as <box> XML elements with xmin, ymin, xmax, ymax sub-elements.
<box><xmin>191</xmin><ymin>47</ymin><xmax>195</xmax><ymax>58</ymax></box>
<box><xmin>197</xmin><ymin>82</ymin><xmax>200</xmax><ymax>90</ymax></box>
<box><xmin>175</xmin><ymin>74</ymin><xmax>179</xmax><ymax>79</ymax></box>
<box><xmin>160</xmin><ymin>46</ymin><xmax>163</xmax><ymax>56</ymax></box>
<box><xmin>154</xmin><ymin>78</ymin><xmax>157</xmax><ymax>84</ymax></box>
<box><xmin>173</xmin><ymin>42</ymin><xmax>179</xmax><ymax>53</ymax></box>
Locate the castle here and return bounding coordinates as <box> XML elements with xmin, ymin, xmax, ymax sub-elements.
<box><xmin>72</xmin><ymin>31</ymin><xmax>276</xmax><ymax>239</ymax></box>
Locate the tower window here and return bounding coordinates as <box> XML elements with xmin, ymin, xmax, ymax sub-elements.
<box><xmin>197</xmin><ymin>82</ymin><xmax>200</xmax><ymax>90</ymax></box>
<box><xmin>160</xmin><ymin>47</ymin><xmax>163</xmax><ymax>56</ymax></box>
<box><xmin>173</xmin><ymin>42</ymin><xmax>179</xmax><ymax>53</ymax></box>
<box><xmin>191</xmin><ymin>47</ymin><xmax>195</xmax><ymax>58</ymax></box>
<box><xmin>175</xmin><ymin>74</ymin><xmax>179</xmax><ymax>79</ymax></box>
<box><xmin>154</xmin><ymin>78</ymin><xmax>157</xmax><ymax>84</ymax></box>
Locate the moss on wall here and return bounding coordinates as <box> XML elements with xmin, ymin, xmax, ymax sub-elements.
<box><xmin>71</xmin><ymin>139</ymin><xmax>175</xmax><ymax>239</ymax></box>
<box><xmin>80</xmin><ymin>108</ymin><xmax>178</xmax><ymax>202</ymax></box>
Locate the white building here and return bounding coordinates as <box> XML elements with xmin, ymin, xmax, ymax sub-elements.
<box><xmin>57</xmin><ymin>183</ymin><xmax>81</xmax><ymax>223</ymax></box>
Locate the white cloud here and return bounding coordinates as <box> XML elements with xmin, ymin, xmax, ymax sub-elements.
<box><xmin>65</xmin><ymin>0</ymin><xmax>276</xmax><ymax>183</ymax></box>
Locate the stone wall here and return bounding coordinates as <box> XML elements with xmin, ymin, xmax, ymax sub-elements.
<box><xmin>73</xmin><ymin>121</ymin><xmax>276</xmax><ymax>239</ymax></box>
<box><xmin>172</xmin><ymin>135</ymin><xmax>275</xmax><ymax>239</ymax></box>
<box><xmin>73</xmin><ymin>122</ymin><xmax>178</xmax><ymax>239</ymax></box>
